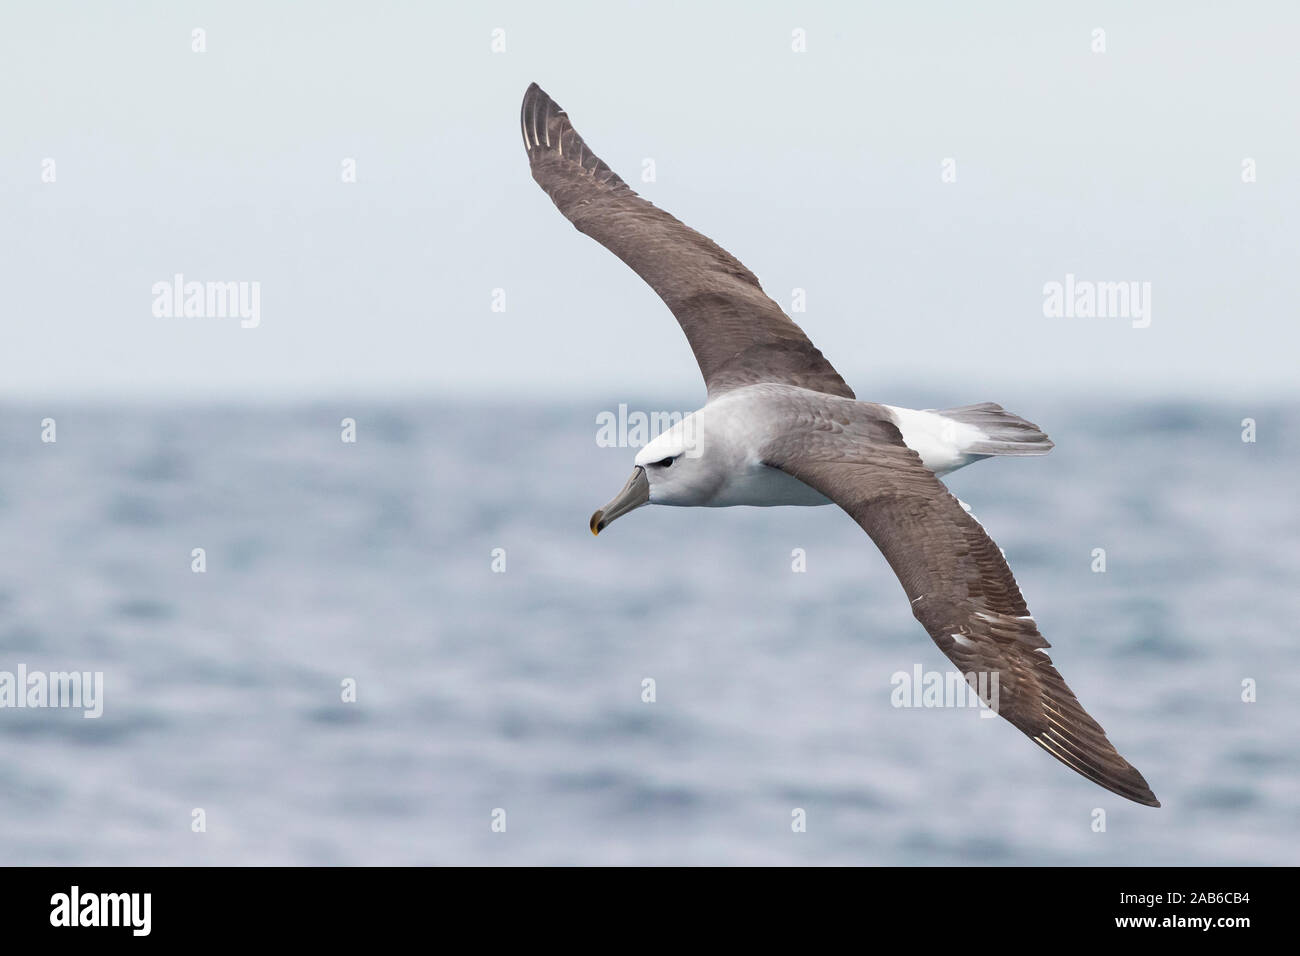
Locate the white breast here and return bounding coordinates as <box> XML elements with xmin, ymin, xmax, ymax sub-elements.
<box><xmin>709</xmin><ymin>459</ymin><xmax>832</xmax><ymax>508</ymax></box>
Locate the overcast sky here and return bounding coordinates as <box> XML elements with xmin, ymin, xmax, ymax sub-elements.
<box><xmin>3</xmin><ymin>1</ymin><xmax>1297</xmax><ymax>403</ymax></box>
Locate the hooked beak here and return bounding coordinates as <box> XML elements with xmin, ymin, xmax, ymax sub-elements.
<box><xmin>590</xmin><ymin>466</ymin><xmax>649</xmax><ymax>535</ymax></box>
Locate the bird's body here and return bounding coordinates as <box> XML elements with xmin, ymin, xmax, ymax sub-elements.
<box><xmin>633</xmin><ymin>384</ymin><xmax>1032</xmax><ymax>508</ymax></box>
<box><xmin>520</xmin><ymin>82</ymin><xmax>1160</xmax><ymax>807</ymax></box>
<box><xmin>637</xmin><ymin>384</ymin><xmax>1052</xmax><ymax>511</ymax></box>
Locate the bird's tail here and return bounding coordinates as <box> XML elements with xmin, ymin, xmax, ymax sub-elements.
<box><xmin>935</xmin><ymin>402</ymin><xmax>1054</xmax><ymax>456</ymax></box>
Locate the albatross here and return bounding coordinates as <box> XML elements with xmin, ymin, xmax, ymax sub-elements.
<box><xmin>520</xmin><ymin>83</ymin><xmax>1159</xmax><ymax>807</ymax></box>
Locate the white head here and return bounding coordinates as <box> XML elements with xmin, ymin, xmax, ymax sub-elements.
<box><xmin>590</xmin><ymin>413</ymin><xmax>722</xmax><ymax>533</ymax></box>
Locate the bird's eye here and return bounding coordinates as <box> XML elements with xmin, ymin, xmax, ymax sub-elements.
<box><xmin>655</xmin><ymin>456</ymin><xmax>676</xmax><ymax>468</ymax></box>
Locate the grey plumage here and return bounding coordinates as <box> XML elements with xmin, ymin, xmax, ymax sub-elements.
<box><xmin>937</xmin><ymin>402</ymin><xmax>1056</xmax><ymax>456</ymax></box>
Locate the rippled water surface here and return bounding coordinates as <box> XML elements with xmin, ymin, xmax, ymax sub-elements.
<box><xmin>0</xmin><ymin>399</ymin><xmax>1295</xmax><ymax>865</ymax></box>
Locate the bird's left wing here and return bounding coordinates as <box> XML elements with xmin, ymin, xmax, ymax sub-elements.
<box><xmin>763</xmin><ymin>416</ymin><xmax>1160</xmax><ymax>806</ymax></box>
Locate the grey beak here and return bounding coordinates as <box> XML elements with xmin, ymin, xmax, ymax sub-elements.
<box><xmin>590</xmin><ymin>466</ymin><xmax>649</xmax><ymax>535</ymax></box>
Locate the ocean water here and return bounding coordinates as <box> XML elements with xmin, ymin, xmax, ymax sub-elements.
<box><xmin>0</xmin><ymin>397</ymin><xmax>1296</xmax><ymax>866</ymax></box>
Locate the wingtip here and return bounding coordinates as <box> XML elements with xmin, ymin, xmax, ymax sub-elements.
<box><xmin>521</xmin><ymin>83</ymin><xmax>559</xmax><ymax>153</ymax></box>
<box><xmin>521</xmin><ymin>82</ymin><xmax>554</xmax><ymax>112</ymax></box>
<box><xmin>1130</xmin><ymin>779</ymin><xmax>1161</xmax><ymax>807</ymax></box>
<box><xmin>1121</xmin><ymin>761</ymin><xmax>1161</xmax><ymax>807</ymax></box>
<box><xmin>1117</xmin><ymin>771</ymin><xmax>1161</xmax><ymax>807</ymax></box>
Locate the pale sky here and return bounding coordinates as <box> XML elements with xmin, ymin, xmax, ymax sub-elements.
<box><xmin>3</xmin><ymin>1</ymin><xmax>1297</xmax><ymax>402</ymax></box>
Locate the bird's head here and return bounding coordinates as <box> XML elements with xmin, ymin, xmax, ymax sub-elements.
<box><xmin>589</xmin><ymin>416</ymin><xmax>717</xmax><ymax>533</ymax></box>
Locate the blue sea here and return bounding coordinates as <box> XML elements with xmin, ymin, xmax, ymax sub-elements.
<box><xmin>0</xmin><ymin>397</ymin><xmax>1296</xmax><ymax>865</ymax></box>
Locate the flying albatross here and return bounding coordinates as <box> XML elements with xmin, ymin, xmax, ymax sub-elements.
<box><xmin>520</xmin><ymin>82</ymin><xmax>1159</xmax><ymax>807</ymax></box>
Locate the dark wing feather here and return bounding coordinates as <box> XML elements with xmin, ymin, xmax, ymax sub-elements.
<box><xmin>521</xmin><ymin>83</ymin><xmax>854</xmax><ymax>400</ymax></box>
<box><xmin>764</xmin><ymin>413</ymin><xmax>1160</xmax><ymax>807</ymax></box>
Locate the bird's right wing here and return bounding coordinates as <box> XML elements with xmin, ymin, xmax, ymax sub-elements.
<box><xmin>763</xmin><ymin>416</ymin><xmax>1160</xmax><ymax>806</ymax></box>
<box><xmin>521</xmin><ymin>83</ymin><xmax>855</xmax><ymax>401</ymax></box>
